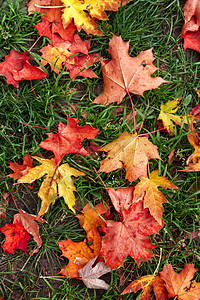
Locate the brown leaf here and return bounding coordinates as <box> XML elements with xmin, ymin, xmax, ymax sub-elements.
<box><xmin>94</xmin><ymin>35</ymin><xmax>166</xmax><ymax>105</ymax></box>
<box><xmin>14</xmin><ymin>209</ymin><xmax>47</xmax><ymax>253</ymax></box>
<box><xmin>78</xmin><ymin>256</ymin><xmax>111</xmax><ymax>289</ymax></box>
<box><xmin>160</xmin><ymin>263</ymin><xmax>200</xmax><ymax>300</ymax></box>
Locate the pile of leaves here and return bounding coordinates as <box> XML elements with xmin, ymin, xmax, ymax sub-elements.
<box><xmin>1</xmin><ymin>0</ymin><xmax>200</xmax><ymax>299</ymax></box>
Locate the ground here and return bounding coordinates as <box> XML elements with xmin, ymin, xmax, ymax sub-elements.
<box><xmin>0</xmin><ymin>0</ymin><xmax>200</xmax><ymax>299</ymax></box>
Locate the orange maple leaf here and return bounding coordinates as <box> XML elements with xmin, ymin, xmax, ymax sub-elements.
<box><xmin>160</xmin><ymin>263</ymin><xmax>200</xmax><ymax>300</ymax></box>
<box><xmin>8</xmin><ymin>154</ymin><xmax>33</xmax><ymax>180</ymax></box>
<box><xmin>121</xmin><ymin>274</ymin><xmax>168</xmax><ymax>300</ymax></box>
<box><xmin>93</xmin><ymin>35</ymin><xmax>166</xmax><ymax>105</ymax></box>
<box><xmin>99</xmin><ymin>132</ymin><xmax>161</xmax><ymax>182</ymax></box>
<box><xmin>182</xmin><ymin>122</ymin><xmax>200</xmax><ymax>171</ymax></box>
<box><xmin>133</xmin><ymin>170</ymin><xmax>178</xmax><ymax>225</ymax></box>
<box><xmin>0</xmin><ymin>221</ymin><xmax>31</xmax><ymax>254</ymax></box>
<box><xmin>77</xmin><ymin>202</ymin><xmax>109</xmax><ymax>232</ymax></box>
<box><xmin>58</xmin><ymin>228</ymin><xmax>102</xmax><ymax>278</ymax></box>
<box><xmin>14</xmin><ymin>209</ymin><xmax>47</xmax><ymax>253</ymax></box>
<box><xmin>101</xmin><ymin>201</ymin><xmax>162</xmax><ymax>269</ymax></box>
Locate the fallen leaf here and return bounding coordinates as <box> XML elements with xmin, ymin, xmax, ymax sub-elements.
<box><xmin>181</xmin><ymin>0</ymin><xmax>200</xmax><ymax>52</ymax></box>
<box><xmin>107</xmin><ymin>186</ymin><xmax>135</xmax><ymax>212</ymax></box>
<box><xmin>121</xmin><ymin>274</ymin><xmax>168</xmax><ymax>300</ymax></box>
<box><xmin>133</xmin><ymin>170</ymin><xmax>178</xmax><ymax>225</ymax></box>
<box><xmin>14</xmin><ymin>209</ymin><xmax>47</xmax><ymax>253</ymax></box>
<box><xmin>191</xmin><ymin>103</ymin><xmax>200</xmax><ymax>122</ymax></box>
<box><xmin>157</xmin><ymin>98</ymin><xmax>189</xmax><ymax>134</ymax></box>
<box><xmin>99</xmin><ymin>132</ymin><xmax>161</xmax><ymax>182</ymax></box>
<box><xmin>0</xmin><ymin>221</ymin><xmax>31</xmax><ymax>254</ymax></box>
<box><xmin>17</xmin><ymin>156</ymin><xmax>85</xmax><ymax>216</ymax></box>
<box><xmin>77</xmin><ymin>202</ymin><xmax>109</xmax><ymax>232</ymax></box>
<box><xmin>101</xmin><ymin>201</ymin><xmax>162</xmax><ymax>269</ymax></box>
<box><xmin>40</xmin><ymin>42</ymin><xmax>73</xmax><ymax>74</ymax></box>
<box><xmin>168</xmin><ymin>148</ymin><xmax>175</xmax><ymax>165</ymax></box>
<box><xmin>8</xmin><ymin>154</ymin><xmax>33</xmax><ymax>180</ymax></box>
<box><xmin>61</xmin><ymin>0</ymin><xmax>129</xmax><ymax>35</ymax></box>
<box><xmin>160</xmin><ymin>263</ymin><xmax>200</xmax><ymax>299</ymax></box>
<box><xmin>94</xmin><ymin>35</ymin><xmax>166</xmax><ymax>105</ymax></box>
<box><xmin>0</xmin><ymin>49</ymin><xmax>47</xmax><ymax>88</ymax></box>
<box><xmin>39</xmin><ymin>118</ymin><xmax>99</xmax><ymax>165</ymax></box>
<box><xmin>78</xmin><ymin>256</ymin><xmax>111</xmax><ymax>289</ymax></box>
<box><xmin>58</xmin><ymin>228</ymin><xmax>102</xmax><ymax>278</ymax></box>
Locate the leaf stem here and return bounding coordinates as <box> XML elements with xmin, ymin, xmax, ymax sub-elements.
<box><xmin>28</xmin><ymin>22</ymin><xmax>51</xmax><ymax>52</ymax></box>
<box><xmin>125</xmin><ymin>88</ymin><xmax>136</xmax><ymax>134</ymax></box>
<box><xmin>19</xmin><ymin>121</ymin><xmax>57</xmax><ymax>134</ymax></box>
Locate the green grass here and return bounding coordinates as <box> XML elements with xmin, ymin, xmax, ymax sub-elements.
<box><xmin>1</xmin><ymin>0</ymin><xmax>200</xmax><ymax>299</ymax></box>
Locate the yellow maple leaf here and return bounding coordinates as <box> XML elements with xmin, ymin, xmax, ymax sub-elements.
<box><xmin>121</xmin><ymin>274</ymin><xmax>168</xmax><ymax>300</ymax></box>
<box><xmin>17</xmin><ymin>156</ymin><xmax>85</xmax><ymax>216</ymax></box>
<box><xmin>157</xmin><ymin>98</ymin><xmax>190</xmax><ymax>134</ymax></box>
<box><xmin>40</xmin><ymin>42</ymin><xmax>74</xmax><ymax>74</ymax></box>
<box><xmin>133</xmin><ymin>170</ymin><xmax>178</xmax><ymax>225</ymax></box>
<box><xmin>61</xmin><ymin>0</ymin><xmax>129</xmax><ymax>35</ymax></box>
<box><xmin>99</xmin><ymin>132</ymin><xmax>161</xmax><ymax>182</ymax></box>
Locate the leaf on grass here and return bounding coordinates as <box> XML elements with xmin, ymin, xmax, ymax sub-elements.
<box><xmin>14</xmin><ymin>209</ymin><xmax>47</xmax><ymax>253</ymax></box>
<box><xmin>182</xmin><ymin>122</ymin><xmax>200</xmax><ymax>171</ymax></box>
<box><xmin>78</xmin><ymin>256</ymin><xmax>111</xmax><ymax>289</ymax></box>
<box><xmin>99</xmin><ymin>132</ymin><xmax>161</xmax><ymax>182</ymax></box>
<box><xmin>0</xmin><ymin>221</ymin><xmax>31</xmax><ymax>254</ymax></box>
<box><xmin>133</xmin><ymin>170</ymin><xmax>178</xmax><ymax>225</ymax></box>
<box><xmin>160</xmin><ymin>263</ymin><xmax>200</xmax><ymax>300</ymax></box>
<box><xmin>94</xmin><ymin>35</ymin><xmax>166</xmax><ymax>105</ymax></box>
<box><xmin>121</xmin><ymin>274</ymin><xmax>168</xmax><ymax>300</ymax></box>
<box><xmin>157</xmin><ymin>98</ymin><xmax>190</xmax><ymax>134</ymax></box>
<box><xmin>0</xmin><ymin>49</ymin><xmax>47</xmax><ymax>88</ymax></box>
<box><xmin>8</xmin><ymin>154</ymin><xmax>33</xmax><ymax>180</ymax></box>
<box><xmin>58</xmin><ymin>228</ymin><xmax>102</xmax><ymax>278</ymax></box>
<box><xmin>77</xmin><ymin>203</ymin><xmax>109</xmax><ymax>232</ymax></box>
<box><xmin>107</xmin><ymin>186</ymin><xmax>135</xmax><ymax>212</ymax></box>
<box><xmin>17</xmin><ymin>156</ymin><xmax>85</xmax><ymax>216</ymax></box>
<box><xmin>40</xmin><ymin>42</ymin><xmax>74</xmax><ymax>74</ymax></box>
<box><xmin>181</xmin><ymin>0</ymin><xmax>200</xmax><ymax>52</ymax></box>
<box><xmin>61</xmin><ymin>0</ymin><xmax>129</xmax><ymax>35</ymax></box>
<box><xmin>101</xmin><ymin>201</ymin><xmax>162</xmax><ymax>269</ymax></box>
<box><xmin>39</xmin><ymin>118</ymin><xmax>99</xmax><ymax>165</ymax></box>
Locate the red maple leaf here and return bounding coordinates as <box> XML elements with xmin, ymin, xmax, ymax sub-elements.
<box><xmin>0</xmin><ymin>221</ymin><xmax>31</xmax><ymax>254</ymax></box>
<box><xmin>39</xmin><ymin>118</ymin><xmax>99</xmax><ymax>165</ymax></box>
<box><xmin>101</xmin><ymin>201</ymin><xmax>162</xmax><ymax>269</ymax></box>
<box><xmin>181</xmin><ymin>0</ymin><xmax>200</xmax><ymax>52</ymax></box>
<box><xmin>8</xmin><ymin>154</ymin><xmax>33</xmax><ymax>180</ymax></box>
<box><xmin>0</xmin><ymin>49</ymin><xmax>47</xmax><ymax>88</ymax></box>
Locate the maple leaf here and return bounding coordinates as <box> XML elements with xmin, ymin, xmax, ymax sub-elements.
<box><xmin>14</xmin><ymin>209</ymin><xmax>47</xmax><ymax>253</ymax></box>
<box><xmin>157</xmin><ymin>98</ymin><xmax>191</xmax><ymax>134</ymax></box>
<box><xmin>78</xmin><ymin>256</ymin><xmax>111</xmax><ymax>289</ymax></box>
<box><xmin>0</xmin><ymin>49</ymin><xmax>47</xmax><ymax>88</ymax></box>
<box><xmin>93</xmin><ymin>35</ymin><xmax>166</xmax><ymax>105</ymax></box>
<box><xmin>39</xmin><ymin>118</ymin><xmax>99</xmax><ymax>165</ymax></box>
<box><xmin>133</xmin><ymin>170</ymin><xmax>178</xmax><ymax>225</ymax></box>
<box><xmin>61</xmin><ymin>0</ymin><xmax>129</xmax><ymax>35</ymax></box>
<box><xmin>182</xmin><ymin>122</ymin><xmax>200</xmax><ymax>171</ymax></box>
<box><xmin>99</xmin><ymin>132</ymin><xmax>161</xmax><ymax>182</ymax></box>
<box><xmin>40</xmin><ymin>42</ymin><xmax>74</xmax><ymax>74</ymax></box>
<box><xmin>107</xmin><ymin>186</ymin><xmax>135</xmax><ymax>212</ymax></box>
<box><xmin>101</xmin><ymin>201</ymin><xmax>162</xmax><ymax>269</ymax></box>
<box><xmin>67</xmin><ymin>53</ymin><xmax>100</xmax><ymax>80</ymax></box>
<box><xmin>58</xmin><ymin>228</ymin><xmax>102</xmax><ymax>278</ymax></box>
<box><xmin>0</xmin><ymin>221</ymin><xmax>31</xmax><ymax>254</ymax></box>
<box><xmin>8</xmin><ymin>154</ymin><xmax>33</xmax><ymax>180</ymax></box>
<box><xmin>77</xmin><ymin>202</ymin><xmax>109</xmax><ymax>232</ymax></box>
<box><xmin>181</xmin><ymin>0</ymin><xmax>200</xmax><ymax>52</ymax></box>
<box><xmin>121</xmin><ymin>274</ymin><xmax>168</xmax><ymax>300</ymax></box>
<box><xmin>17</xmin><ymin>156</ymin><xmax>85</xmax><ymax>216</ymax></box>
<box><xmin>160</xmin><ymin>263</ymin><xmax>200</xmax><ymax>300</ymax></box>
